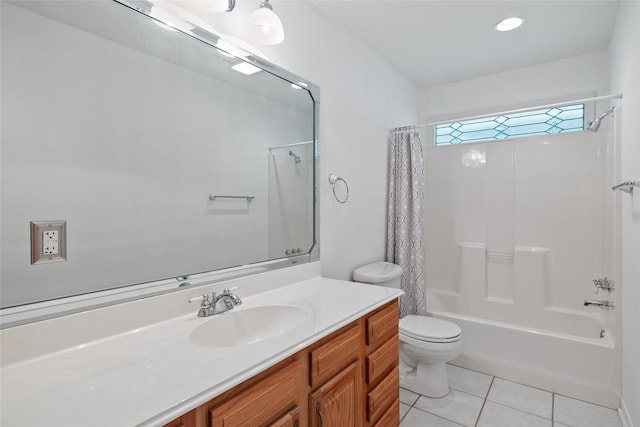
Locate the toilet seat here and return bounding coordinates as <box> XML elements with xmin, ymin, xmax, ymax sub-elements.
<box><xmin>399</xmin><ymin>315</ymin><xmax>462</xmax><ymax>343</ymax></box>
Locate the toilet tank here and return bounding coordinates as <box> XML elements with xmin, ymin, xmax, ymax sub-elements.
<box><xmin>353</xmin><ymin>262</ymin><xmax>403</xmax><ymax>289</ymax></box>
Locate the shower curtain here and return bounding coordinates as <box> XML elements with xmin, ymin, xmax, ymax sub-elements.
<box><xmin>386</xmin><ymin>131</ymin><xmax>426</xmax><ymax>317</ymax></box>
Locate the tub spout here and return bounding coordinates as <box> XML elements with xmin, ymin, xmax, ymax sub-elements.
<box><xmin>584</xmin><ymin>300</ymin><xmax>614</xmax><ymax>309</ymax></box>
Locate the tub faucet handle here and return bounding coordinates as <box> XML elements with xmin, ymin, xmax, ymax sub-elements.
<box><xmin>584</xmin><ymin>299</ymin><xmax>614</xmax><ymax>309</ymax></box>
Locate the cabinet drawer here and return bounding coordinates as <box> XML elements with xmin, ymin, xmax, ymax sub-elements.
<box><xmin>309</xmin><ymin>325</ymin><xmax>360</xmax><ymax>388</ymax></box>
<box><xmin>164</xmin><ymin>410</ymin><xmax>195</xmax><ymax>427</ymax></box>
<box><xmin>366</xmin><ymin>301</ymin><xmax>398</xmax><ymax>349</ymax></box>
<box><xmin>372</xmin><ymin>398</ymin><xmax>399</xmax><ymax>427</ymax></box>
<box><xmin>366</xmin><ymin>335</ymin><xmax>398</xmax><ymax>385</ymax></box>
<box><xmin>366</xmin><ymin>366</ymin><xmax>399</xmax><ymax>423</ymax></box>
<box><xmin>209</xmin><ymin>360</ymin><xmax>301</xmax><ymax>427</ymax></box>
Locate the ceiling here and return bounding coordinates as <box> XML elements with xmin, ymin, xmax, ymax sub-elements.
<box><xmin>310</xmin><ymin>0</ymin><xmax>621</xmax><ymax>88</ymax></box>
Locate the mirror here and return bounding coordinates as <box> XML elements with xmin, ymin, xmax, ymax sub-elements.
<box><xmin>0</xmin><ymin>0</ymin><xmax>318</xmax><ymax>322</ymax></box>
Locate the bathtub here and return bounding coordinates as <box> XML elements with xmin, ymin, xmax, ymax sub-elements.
<box><xmin>431</xmin><ymin>310</ymin><xmax>619</xmax><ymax>408</ymax></box>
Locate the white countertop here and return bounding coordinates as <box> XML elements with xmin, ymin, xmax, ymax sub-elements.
<box><xmin>0</xmin><ymin>276</ymin><xmax>402</xmax><ymax>427</ymax></box>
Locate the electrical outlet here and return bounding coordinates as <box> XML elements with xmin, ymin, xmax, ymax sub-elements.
<box><xmin>31</xmin><ymin>221</ymin><xmax>67</xmax><ymax>264</ymax></box>
<box><xmin>43</xmin><ymin>230</ymin><xmax>59</xmax><ymax>255</ymax></box>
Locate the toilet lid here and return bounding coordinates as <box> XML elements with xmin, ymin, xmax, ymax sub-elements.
<box><xmin>400</xmin><ymin>316</ymin><xmax>462</xmax><ymax>343</ymax></box>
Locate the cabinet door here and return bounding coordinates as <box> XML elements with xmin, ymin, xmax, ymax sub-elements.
<box><xmin>269</xmin><ymin>407</ymin><xmax>300</xmax><ymax>427</ymax></box>
<box><xmin>309</xmin><ymin>361</ymin><xmax>361</xmax><ymax>427</ymax></box>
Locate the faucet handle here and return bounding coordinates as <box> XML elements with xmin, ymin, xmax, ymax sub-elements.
<box><xmin>222</xmin><ymin>287</ymin><xmax>242</xmax><ymax>305</ymax></box>
<box><xmin>188</xmin><ymin>294</ymin><xmax>210</xmax><ymax>305</ymax></box>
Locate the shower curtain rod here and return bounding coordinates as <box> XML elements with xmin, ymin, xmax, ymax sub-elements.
<box><xmin>390</xmin><ymin>93</ymin><xmax>623</xmax><ymax>132</ymax></box>
<box><xmin>268</xmin><ymin>140</ymin><xmax>314</xmax><ymax>151</ymax></box>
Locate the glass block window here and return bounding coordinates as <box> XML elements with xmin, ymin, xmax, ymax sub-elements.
<box><xmin>435</xmin><ymin>104</ymin><xmax>585</xmax><ymax>146</ymax></box>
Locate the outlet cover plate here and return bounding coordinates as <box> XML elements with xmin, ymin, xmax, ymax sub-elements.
<box><xmin>30</xmin><ymin>220</ymin><xmax>67</xmax><ymax>265</ymax></box>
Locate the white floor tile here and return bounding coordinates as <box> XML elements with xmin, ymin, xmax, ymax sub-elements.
<box><xmin>477</xmin><ymin>401</ymin><xmax>552</xmax><ymax>427</ymax></box>
<box><xmin>413</xmin><ymin>389</ymin><xmax>484</xmax><ymax>427</ymax></box>
<box><xmin>446</xmin><ymin>364</ymin><xmax>493</xmax><ymax>398</ymax></box>
<box><xmin>400</xmin><ymin>407</ymin><xmax>465</xmax><ymax>427</ymax></box>
<box><xmin>400</xmin><ymin>403</ymin><xmax>411</xmax><ymax>421</ymax></box>
<box><xmin>400</xmin><ymin>387</ymin><xmax>420</xmax><ymax>406</ymax></box>
<box><xmin>554</xmin><ymin>395</ymin><xmax>622</xmax><ymax>427</ymax></box>
<box><xmin>487</xmin><ymin>377</ymin><xmax>552</xmax><ymax>419</ymax></box>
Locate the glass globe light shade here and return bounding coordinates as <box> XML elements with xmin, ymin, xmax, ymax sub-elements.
<box><xmin>246</xmin><ymin>6</ymin><xmax>284</xmax><ymax>45</ymax></box>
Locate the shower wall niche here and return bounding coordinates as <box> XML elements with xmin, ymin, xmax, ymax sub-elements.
<box><xmin>423</xmin><ymin>125</ymin><xmax>616</xmax><ymax>331</ymax></box>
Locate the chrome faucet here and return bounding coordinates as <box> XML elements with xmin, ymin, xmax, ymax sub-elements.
<box><xmin>593</xmin><ymin>277</ymin><xmax>615</xmax><ymax>293</ymax></box>
<box><xmin>584</xmin><ymin>300</ymin><xmax>615</xmax><ymax>309</ymax></box>
<box><xmin>194</xmin><ymin>288</ymin><xmax>242</xmax><ymax>317</ymax></box>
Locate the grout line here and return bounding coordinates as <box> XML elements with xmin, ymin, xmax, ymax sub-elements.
<box><xmin>474</xmin><ymin>376</ymin><xmax>495</xmax><ymax>427</ymax></box>
<box><xmin>552</xmin><ymin>392</ymin><xmax>555</xmax><ymax>424</ymax></box>
<box><xmin>406</xmin><ymin>405</ymin><xmax>466</xmax><ymax>427</ymax></box>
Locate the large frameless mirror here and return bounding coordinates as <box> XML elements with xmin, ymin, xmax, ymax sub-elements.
<box><xmin>0</xmin><ymin>0</ymin><xmax>318</xmax><ymax>325</ymax></box>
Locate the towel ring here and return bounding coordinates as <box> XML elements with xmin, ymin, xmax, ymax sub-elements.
<box><xmin>328</xmin><ymin>174</ymin><xmax>349</xmax><ymax>204</ymax></box>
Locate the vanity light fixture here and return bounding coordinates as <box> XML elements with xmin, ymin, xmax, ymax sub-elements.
<box><xmin>495</xmin><ymin>16</ymin><xmax>524</xmax><ymax>32</ymax></box>
<box><xmin>246</xmin><ymin>0</ymin><xmax>285</xmax><ymax>45</ymax></box>
<box><xmin>207</xmin><ymin>0</ymin><xmax>236</xmax><ymax>13</ymax></box>
<box><xmin>231</xmin><ymin>62</ymin><xmax>262</xmax><ymax>75</ymax></box>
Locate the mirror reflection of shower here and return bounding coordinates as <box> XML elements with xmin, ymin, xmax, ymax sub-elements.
<box><xmin>289</xmin><ymin>150</ymin><xmax>301</xmax><ymax>164</ymax></box>
<box><xmin>586</xmin><ymin>106</ymin><xmax>615</xmax><ymax>132</ymax></box>
<box><xmin>267</xmin><ymin>141</ymin><xmax>315</xmax><ymax>259</ymax></box>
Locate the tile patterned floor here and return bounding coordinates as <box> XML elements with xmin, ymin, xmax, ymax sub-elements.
<box><xmin>399</xmin><ymin>364</ymin><xmax>622</xmax><ymax>427</ymax></box>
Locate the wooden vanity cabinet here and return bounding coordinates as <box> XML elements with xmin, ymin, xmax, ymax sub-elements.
<box><xmin>364</xmin><ymin>301</ymin><xmax>400</xmax><ymax>426</ymax></box>
<box><xmin>165</xmin><ymin>299</ymin><xmax>399</xmax><ymax>427</ymax></box>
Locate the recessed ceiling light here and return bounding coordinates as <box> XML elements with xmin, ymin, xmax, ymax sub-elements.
<box><xmin>495</xmin><ymin>17</ymin><xmax>524</xmax><ymax>32</ymax></box>
<box><xmin>231</xmin><ymin>62</ymin><xmax>261</xmax><ymax>75</ymax></box>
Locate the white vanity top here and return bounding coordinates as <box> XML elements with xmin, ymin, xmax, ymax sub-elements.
<box><xmin>0</xmin><ymin>266</ymin><xmax>402</xmax><ymax>427</ymax></box>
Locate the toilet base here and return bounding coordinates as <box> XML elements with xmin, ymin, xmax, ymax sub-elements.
<box><xmin>399</xmin><ymin>357</ymin><xmax>451</xmax><ymax>398</ymax></box>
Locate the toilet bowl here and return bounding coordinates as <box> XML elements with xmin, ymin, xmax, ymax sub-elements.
<box><xmin>353</xmin><ymin>262</ymin><xmax>463</xmax><ymax>398</ymax></box>
<box><xmin>398</xmin><ymin>315</ymin><xmax>462</xmax><ymax>397</ymax></box>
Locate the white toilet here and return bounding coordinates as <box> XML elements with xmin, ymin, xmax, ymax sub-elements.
<box><xmin>353</xmin><ymin>262</ymin><xmax>463</xmax><ymax>398</ymax></box>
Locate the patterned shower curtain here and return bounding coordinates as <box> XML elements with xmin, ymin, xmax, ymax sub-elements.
<box><xmin>386</xmin><ymin>131</ymin><xmax>426</xmax><ymax>317</ymax></box>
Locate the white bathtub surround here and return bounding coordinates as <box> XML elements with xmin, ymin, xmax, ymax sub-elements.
<box><xmin>400</xmin><ymin>364</ymin><xmax>623</xmax><ymax>427</ymax></box>
<box><xmin>423</xmin><ymin>123</ymin><xmax>620</xmax><ymax>407</ymax></box>
<box><xmin>434</xmin><ymin>311</ymin><xmax>617</xmax><ymax>408</ymax></box>
<box><xmin>0</xmin><ymin>263</ymin><xmax>403</xmax><ymax>426</ymax></box>
<box><xmin>387</xmin><ymin>130</ymin><xmax>427</xmax><ymax>317</ymax></box>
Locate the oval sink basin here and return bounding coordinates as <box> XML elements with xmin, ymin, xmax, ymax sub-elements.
<box><xmin>190</xmin><ymin>305</ymin><xmax>309</xmax><ymax>348</ymax></box>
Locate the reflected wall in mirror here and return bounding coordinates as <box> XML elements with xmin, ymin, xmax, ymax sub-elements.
<box><xmin>0</xmin><ymin>0</ymin><xmax>318</xmax><ymax>314</ymax></box>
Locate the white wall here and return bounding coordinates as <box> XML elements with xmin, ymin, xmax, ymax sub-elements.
<box><xmin>420</xmin><ymin>52</ymin><xmax>610</xmax><ymax>121</ymax></box>
<box><xmin>199</xmin><ymin>2</ymin><xmax>419</xmax><ymax>281</ymax></box>
<box><xmin>609</xmin><ymin>2</ymin><xmax>640</xmax><ymax>425</ymax></box>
